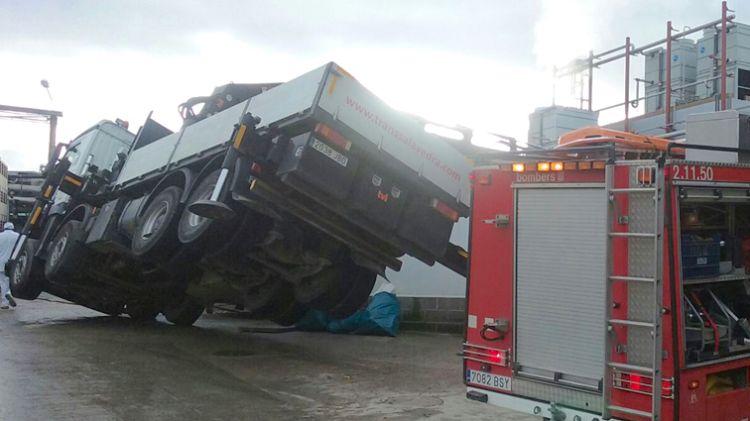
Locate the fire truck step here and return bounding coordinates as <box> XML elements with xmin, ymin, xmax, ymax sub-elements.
<box><xmin>607</xmin><ymin>405</ymin><xmax>654</xmax><ymax>418</ymax></box>
<box><xmin>609</xmin><ymin>319</ymin><xmax>655</xmax><ymax>328</ymax></box>
<box><xmin>607</xmin><ymin>362</ymin><xmax>654</xmax><ymax>374</ymax></box>
<box><xmin>608</xmin><ymin>275</ymin><xmax>656</xmax><ymax>283</ymax></box>
<box><xmin>608</xmin><ymin>232</ymin><xmax>657</xmax><ymax>238</ymax></box>
<box><xmin>610</xmin><ymin>187</ymin><xmax>658</xmax><ymax>193</ymax></box>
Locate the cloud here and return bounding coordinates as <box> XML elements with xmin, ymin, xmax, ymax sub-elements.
<box><xmin>2</xmin><ymin>1</ymin><xmax>541</xmax><ymax>64</ymax></box>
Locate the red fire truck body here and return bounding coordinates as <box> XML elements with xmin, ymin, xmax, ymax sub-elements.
<box><xmin>464</xmin><ymin>133</ymin><xmax>750</xmax><ymax>421</ymax></box>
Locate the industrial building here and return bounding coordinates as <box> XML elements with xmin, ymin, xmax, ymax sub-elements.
<box><xmin>0</xmin><ymin>159</ymin><xmax>8</xmax><ymax>225</ymax></box>
<box><xmin>8</xmin><ymin>170</ymin><xmax>43</xmax><ymax>228</ymax></box>
<box><xmin>528</xmin><ymin>15</ymin><xmax>750</xmax><ymax>147</ymax></box>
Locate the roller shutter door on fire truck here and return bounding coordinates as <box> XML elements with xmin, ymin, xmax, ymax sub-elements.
<box><xmin>515</xmin><ymin>187</ymin><xmax>606</xmax><ymax>385</ymax></box>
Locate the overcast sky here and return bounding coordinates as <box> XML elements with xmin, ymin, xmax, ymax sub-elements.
<box><xmin>0</xmin><ymin>0</ymin><xmax>742</xmax><ymax>170</ymax></box>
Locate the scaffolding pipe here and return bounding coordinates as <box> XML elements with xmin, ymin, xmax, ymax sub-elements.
<box><xmin>721</xmin><ymin>1</ymin><xmax>729</xmax><ymax>110</ymax></box>
<box><xmin>624</xmin><ymin>37</ymin><xmax>631</xmax><ymax>132</ymax></box>
<box><xmin>594</xmin><ymin>73</ymin><xmax>732</xmax><ymax>113</ymax></box>
<box><xmin>588</xmin><ymin>50</ymin><xmax>594</xmax><ymax>111</ymax></box>
<box><xmin>666</xmin><ymin>21</ymin><xmax>673</xmax><ymax>132</ymax></box>
<box><xmin>586</xmin><ymin>15</ymin><xmax>736</xmax><ymax>70</ymax></box>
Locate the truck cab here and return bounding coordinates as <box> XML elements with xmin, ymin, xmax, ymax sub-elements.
<box><xmin>49</xmin><ymin>121</ymin><xmax>134</xmax><ymax>212</ymax></box>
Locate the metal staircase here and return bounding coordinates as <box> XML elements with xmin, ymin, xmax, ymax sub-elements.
<box><xmin>603</xmin><ymin>162</ymin><xmax>664</xmax><ymax>421</ymax></box>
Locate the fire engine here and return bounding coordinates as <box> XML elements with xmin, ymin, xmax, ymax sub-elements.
<box><xmin>464</xmin><ymin>124</ymin><xmax>750</xmax><ymax>420</ymax></box>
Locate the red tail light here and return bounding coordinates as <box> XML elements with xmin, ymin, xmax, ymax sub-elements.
<box><xmin>314</xmin><ymin>123</ymin><xmax>352</xmax><ymax>151</ymax></box>
<box><xmin>430</xmin><ymin>198</ymin><xmax>459</xmax><ymax>222</ymax></box>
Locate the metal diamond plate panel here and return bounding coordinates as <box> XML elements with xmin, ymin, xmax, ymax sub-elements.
<box><xmin>512</xmin><ymin>377</ymin><xmax>603</xmax><ymax>413</ymax></box>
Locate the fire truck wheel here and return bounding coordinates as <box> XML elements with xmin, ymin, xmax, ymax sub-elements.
<box><xmin>162</xmin><ymin>295</ymin><xmax>204</xmax><ymax>326</ymax></box>
<box><xmin>9</xmin><ymin>239</ymin><xmax>45</xmax><ymax>300</ymax></box>
<box><xmin>326</xmin><ymin>264</ymin><xmax>377</xmax><ymax>319</ymax></box>
<box><xmin>132</xmin><ymin>186</ymin><xmax>183</xmax><ymax>260</ymax></box>
<box><xmin>177</xmin><ymin>169</ymin><xmax>232</xmax><ymax>245</ymax></box>
<box><xmin>44</xmin><ymin>220</ymin><xmax>86</xmax><ymax>282</ymax></box>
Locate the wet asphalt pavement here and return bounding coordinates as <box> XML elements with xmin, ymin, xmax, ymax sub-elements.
<box><xmin>0</xmin><ymin>294</ymin><xmax>535</xmax><ymax>421</ymax></box>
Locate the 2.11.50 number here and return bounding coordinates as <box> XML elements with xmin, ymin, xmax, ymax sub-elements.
<box><xmin>672</xmin><ymin>165</ymin><xmax>714</xmax><ymax>181</ymax></box>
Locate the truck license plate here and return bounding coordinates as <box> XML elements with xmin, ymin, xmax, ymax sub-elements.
<box><xmin>311</xmin><ymin>138</ymin><xmax>348</xmax><ymax>167</ymax></box>
<box><xmin>466</xmin><ymin>369</ymin><xmax>511</xmax><ymax>391</ymax></box>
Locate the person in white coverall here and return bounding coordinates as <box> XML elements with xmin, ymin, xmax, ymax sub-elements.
<box><xmin>0</xmin><ymin>222</ymin><xmax>19</xmax><ymax>309</ymax></box>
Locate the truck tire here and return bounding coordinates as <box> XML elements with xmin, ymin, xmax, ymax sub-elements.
<box><xmin>132</xmin><ymin>186</ymin><xmax>182</xmax><ymax>260</ymax></box>
<box><xmin>270</xmin><ymin>300</ymin><xmax>308</xmax><ymax>326</ymax></box>
<box><xmin>295</xmin><ymin>265</ymin><xmax>346</xmax><ymax>310</ymax></box>
<box><xmin>44</xmin><ymin>220</ymin><xmax>86</xmax><ymax>282</ymax></box>
<box><xmin>327</xmin><ymin>264</ymin><xmax>377</xmax><ymax>319</ymax></box>
<box><xmin>177</xmin><ymin>169</ymin><xmax>231</xmax><ymax>245</ymax></box>
<box><xmin>295</xmin><ymin>258</ymin><xmax>376</xmax><ymax>319</ymax></box>
<box><xmin>9</xmin><ymin>239</ymin><xmax>45</xmax><ymax>300</ymax></box>
<box><xmin>126</xmin><ymin>302</ymin><xmax>161</xmax><ymax>322</ymax></box>
<box><xmin>162</xmin><ymin>295</ymin><xmax>204</xmax><ymax>326</ymax></box>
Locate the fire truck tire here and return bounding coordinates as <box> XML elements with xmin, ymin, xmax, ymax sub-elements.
<box><xmin>132</xmin><ymin>186</ymin><xmax>183</xmax><ymax>260</ymax></box>
<box><xmin>44</xmin><ymin>220</ymin><xmax>86</xmax><ymax>282</ymax></box>
<box><xmin>9</xmin><ymin>239</ymin><xmax>45</xmax><ymax>300</ymax></box>
<box><xmin>327</xmin><ymin>264</ymin><xmax>377</xmax><ymax>319</ymax></box>
<box><xmin>162</xmin><ymin>295</ymin><xmax>204</xmax><ymax>326</ymax></box>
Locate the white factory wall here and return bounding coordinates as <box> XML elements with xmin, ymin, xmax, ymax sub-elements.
<box><xmin>374</xmin><ymin>216</ymin><xmax>469</xmax><ymax>298</ymax></box>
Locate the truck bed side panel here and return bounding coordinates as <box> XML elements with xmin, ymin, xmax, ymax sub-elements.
<box><xmin>316</xmin><ymin>66</ymin><xmax>471</xmax><ymax>206</ymax></box>
<box><xmin>116</xmin><ymin>131</ymin><xmax>181</xmax><ymax>185</ymax></box>
<box><xmin>116</xmin><ymin>64</ymin><xmax>328</xmax><ymax>187</ymax></box>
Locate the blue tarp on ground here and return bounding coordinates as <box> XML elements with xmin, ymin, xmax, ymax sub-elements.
<box><xmin>295</xmin><ymin>291</ymin><xmax>400</xmax><ymax>336</ymax></box>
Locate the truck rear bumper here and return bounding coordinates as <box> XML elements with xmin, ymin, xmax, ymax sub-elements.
<box><xmin>466</xmin><ymin>386</ymin><xmax>620</xmax><ymax>421</ymax></box>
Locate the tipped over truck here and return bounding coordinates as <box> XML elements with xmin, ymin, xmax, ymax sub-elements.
<box><xmin>8</xmin><ymin>62</ymin><xmax>470</xmax><ymax>325</ymax></box>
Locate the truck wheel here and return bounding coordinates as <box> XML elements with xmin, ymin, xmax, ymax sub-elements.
<box><xmin>44</xmin><ymin>220</ymin><xmax>86</xmax><ymax>282</ymax></box>
<box><xmin>271</xmin><ymin>300</ymin><xmax>308</xmax><ymax>326</ymax></box>
<box><xmin>295</xmin><ymin>266</ymin><xmax>346</xmax><ymax>311</ymax></box>
<box><xmin>327</xmin><ymin>264</ymin><xmax>377</xmax><ymax>319</ymax></box>
<box><xmin>126</xmin><ymin>303</ymin><xmax>160</xmax><ymax>322</ymax></box>
<box><xmin>177</xmin><ymin>169</ymin><xmax>230</xmax><ymax>245</ymax></box>
<box><xmin>162</xmin><ymin>295</ymin><xmax>204</xmax><ymax>326</ymax></box>
<box><xmin>9</xmin><ymin>239</ymin><xmax>45</xmax><ymax>300</ymax></box>
<box><xmin>132</xmin><ymin>186</ymin><xmax>182</xmax><ymax>260</ymax></box>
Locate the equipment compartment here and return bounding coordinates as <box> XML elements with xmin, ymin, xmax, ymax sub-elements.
<box><xmin>680</xmin><ymin>200</ymin><xmax>750</xmax><ymax>364</ymax></box>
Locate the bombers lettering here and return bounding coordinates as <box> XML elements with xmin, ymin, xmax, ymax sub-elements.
<box><xmin>515</xmin><ymin>172</ymin><xmax>565</xmax><ymax>183</ymax></box>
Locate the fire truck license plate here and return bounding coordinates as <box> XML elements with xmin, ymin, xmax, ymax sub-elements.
<box><xmin>311</xmin><ymin>138</ymin><xmax>348</xmax><ymax>167</ymax></box>
<box><xmin>466</xmin><ymin>369</ymin><xmax>511</xmax><ymax>391</ymax></box>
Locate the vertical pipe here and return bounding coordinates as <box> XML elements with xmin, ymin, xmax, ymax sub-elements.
<box><xmin>580</xmin><ymin>72</ymin><xmax>584</xmax><ymax>109</ymax></box>
<box><xmin>588</xmin><ymin>50</ymin><xmax>594</xmax><ymax>111</ymax></box>
<box><xmin>552</xmin><ymin>65</ymin><xmax>557</xmax><ymax>106</ymax></box>
<box><xmin>48</xmin><ymin>115</ymin><xmax>58</xmax><ymax>163</ymax></box>
<box><xmin>624</xmin><ymin>37</ymin><xmax>631</xmax><ymax>132</ymax></box>
<box><xmin>666</xmin><ymin>21</ymin><xmax>673</xmax><ymax>132</ymax></box>
<box><xmin>721</xmin><ymin>0</ymin><xmax>728</xmax><ymax>110</ymax></box>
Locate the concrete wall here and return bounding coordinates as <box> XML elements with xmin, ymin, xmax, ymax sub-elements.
<box><xmin>376</xmin><ymin>216</ymin><xmax>468</xmax><ymax>298</ymax></box>
<box><xmin>373</xmin><ymin>216</ymin><xmax>469</xmax><ymax>331</ymax></box>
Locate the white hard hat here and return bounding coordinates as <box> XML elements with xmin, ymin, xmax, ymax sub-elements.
<box><xmin>3</xmin><ymin>222</ymin><xmax>14</xmax><ymax>231</ymax></box>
